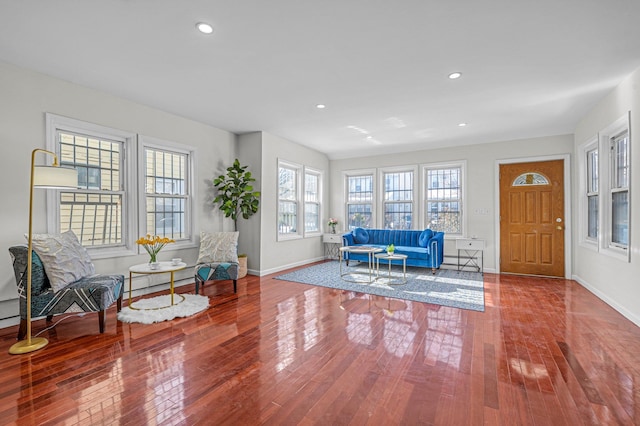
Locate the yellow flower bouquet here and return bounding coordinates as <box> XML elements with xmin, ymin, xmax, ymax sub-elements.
<box><xmin>136</xmin><ymin>234</ymin><xmax>175</xmax><ymax>263</ymax></box>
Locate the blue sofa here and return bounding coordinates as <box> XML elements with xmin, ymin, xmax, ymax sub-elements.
<box><xmin>342</xmin><ymin>228</ymin><xmax>444</xmax><ymax>273</ymax></box>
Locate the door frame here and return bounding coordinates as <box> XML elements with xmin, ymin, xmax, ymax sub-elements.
<box><xmin>494</xmin><ymin>154</ymin><xmax>572</xmax><ymax>279</ymax></box>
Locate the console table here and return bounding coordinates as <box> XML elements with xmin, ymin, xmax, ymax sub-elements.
<box><xmin>323</xmin><ymin>233</ymin><xmax>342</xmax><ymax>259</ymax></box>
<box><xmin>456</xmin><ymin>238</ymin><xmax>485</xmax><ymax>272</ymax></box>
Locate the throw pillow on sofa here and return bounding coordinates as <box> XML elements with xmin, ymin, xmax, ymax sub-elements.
<box><xmin>353</xmin><ymin>227</ymin><xmax>369</xmax><ymax>244</ymax></box>
<box><xmin>418</xmin><ymin>229</ymin><xmax>433</xmax><ymax>247</ymax></box>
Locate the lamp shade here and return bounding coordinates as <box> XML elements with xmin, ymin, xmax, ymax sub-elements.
<box><xmin>33</xmin><ymin>166</ymin><xmax>77</xmax><ymax>189</ymax></box>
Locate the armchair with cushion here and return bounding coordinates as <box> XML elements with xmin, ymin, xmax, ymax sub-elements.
<box><xmin>9</xmin><ymin>240</ymin><xmax>123</xmax><ymax>340</ymax></box>
<box><xmin>194</xmin><ymin>231</ymin><xmax>239</xmax><ymax>295</ymax></box>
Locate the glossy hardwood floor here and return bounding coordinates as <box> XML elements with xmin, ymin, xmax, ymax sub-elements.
<box><xmin>1</xmin><ymin>263</ymin><xmax>640</xmax><ymax>425</ymax></box>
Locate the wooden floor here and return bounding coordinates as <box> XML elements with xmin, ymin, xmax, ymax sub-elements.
<box><xmin>1</xmin><ymin>263</ymin><xmax>640</xmax><ymax>425</ymax></box>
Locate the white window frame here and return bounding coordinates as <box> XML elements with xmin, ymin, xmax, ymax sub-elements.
<box><xmin>578</xmin><ymin>136</ymin><xmax>599</xmax><ymax>250</ymax></box>
<box><xmin>379</xmin><ymin>165</ymin><xmax>417</xmax><ymax>230</ymax></box>
<box><xmin>344</xmin><ymin>169</ymin><xmax>376</xmax><ymax>230</ymax></box>
<box><xmin>278</xmin><ymin>159</ymin><xmax>303</xmax><ymax>241</ymax></box>
<box><xmin>598</xmin><ymin>112</ymin><xmax>631</xmax><ymax>262</ymax></box>
<box><xmin>421</xmin><ymin>161</ymin><xmax>466</xmax><ymax>238</ymax></box>
<box><xmin>303</xmin><ymin>166</ymin><xmax>323</xmax><ymax>237</ymax></box>
<box><xmin>137</xmin><ymin>135</ymin><xmax>197</xmax><ymax>251</ymax></box>
<box><xmin>45</xmin><ymin>113</ymin><xmax>138</xmax><ymax>259</ymax></box>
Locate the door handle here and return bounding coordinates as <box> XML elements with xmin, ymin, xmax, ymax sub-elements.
<box><xmin>556</xmin><ymin>226</ymin><xmax>563</xmax><ymax>230</ymax></box>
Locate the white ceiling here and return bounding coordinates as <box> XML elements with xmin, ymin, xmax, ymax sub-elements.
<box><xmin>2</xmin><ymin>0</ymin><xmax>640</xmax><ymax>159</ymax></box>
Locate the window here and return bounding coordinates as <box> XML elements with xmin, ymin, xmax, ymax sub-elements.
<box><xmin>138</xmin><ymin>136</ymin><xmax>194</xmax><ymax>245</ymax></box>
<box><xmin>345</xmin><ymin>171</ymin><xmax>375</xmax><ymax>229</ymax></box>
<box><xmin>46</xmin><ymin>114</ymin><xmax>137</xmax><ymax>258</ymax></box>
<box><xmin>304</xmin><ymin>168</ymin><xmax>322</xmax><ymax>234</ymax></box>
<box><xmin>598</xmin><ymin>113</ymin><xmax>631</xmax><ymax>261</ymax></box>
<box><xmin>424</xmin><ymin>164</ymin><xmax>463</xmax><ymax>235</ymax></box>
<box><xmin>382</xmin><ymin>169</ymin><xmax>414</xmax><ymax>230</ymax></box>
<box><xmin>586</xmin><ymin>147</ymin><xmax>599</xmax><ymax>240</ymax></box>
<box><xmin>278</xmin><ymin>161</ymin><xmax>301</xmax><ymax>238</ymax></box>
<box><xmin>610</xmin><ymin>130</ymin><xmax>629</xmax><ymax>248</ymax></box>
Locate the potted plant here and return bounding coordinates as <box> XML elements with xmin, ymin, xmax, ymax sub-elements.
<box><xmin>213</xmin><ymin>159</ymin><xmax>261</xmax><ymax>277</ymax></box>
<box><xmin>386</xmin><ymin>244</ymin><xmax>395</xmax><ymax>255</ymax></box>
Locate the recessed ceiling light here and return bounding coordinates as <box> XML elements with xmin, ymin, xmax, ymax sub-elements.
<box><xmin>458</xmin><ymin>122</ymin><xmax>467</xmax><ymax>127</ymax></box>
<box><xmin>448</xmin><ymin>72</ymin><xmax>462</xmax><ymax>79</ymax></box>
<box><xmin>196</xmin><ymin>22</ymin><xmax>214</xmax><ymax>34</ymax></box>
<box><xmin>316</xmin><ymin>104</ymin><xmax>326</xmax><ymax>109</ymax></box>
<box><xmin>366</xmin><ymin>135</ymin><xmax>373</xmax><ymax>139</ymax></box>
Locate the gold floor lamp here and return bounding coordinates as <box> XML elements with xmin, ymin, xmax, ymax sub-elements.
<box><xmin>9</xmin><ymin>149</ymin><xmax>77</xmax><ymax>355</ymax></box>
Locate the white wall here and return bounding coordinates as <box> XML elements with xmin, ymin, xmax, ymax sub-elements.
<box><xmin>237</xmin><ymin>132</ymin><xmax>263</xmax><ymax>273</ymax></box>
<box><xmin>573</xmin><ymin>66</ymin><xmax>640</xmax><ymax>326</ymax></box>
<box><xmin>329</xmin><ymin>134</ymin><xmax>574</xmax><ymax>272</ymax></box>
<box><xmin>0</xmin><ymin>61</ymin><xmax>237</xmax><ymax>317</ymax></box>
<box><xmin>258</xmin><ymin>132</ymin><xmax>330</xmax><ymax>275</ymax></box>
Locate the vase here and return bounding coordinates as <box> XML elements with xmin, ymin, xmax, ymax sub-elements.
<box><xmin>331</xmin><ymin>225</ymin><xmax>336</xmax><ymax>234</ymax></box>
<box><xmin>238</xmin><ymin>255</ymin><xmax>248</xmax><ymax>278</ymax></box>
<box><xmin>148</xmin><ymin>252</ymin><xmax>159</xmax><ymax>269</ymax></box>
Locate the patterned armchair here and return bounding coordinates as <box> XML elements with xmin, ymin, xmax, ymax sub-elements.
<box><xmin>195</xmin><ymin>263</ymin><xmax>238</xmax><ymax>294</ymax></box>
<box><xmin>9</xmin><ymin>246</ymin><xmax>124</xmax><ymax>340</ymax></box>
<box><xmin>194</xmin><ymin>231</ymin><xmax>239</xmax><ymax>295</ymax></box>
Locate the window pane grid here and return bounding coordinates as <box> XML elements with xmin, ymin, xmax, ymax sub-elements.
<box><xmin>305</xmin><ymin>173</ymin><xmax>318</xmax><ymax>202</ymax></box>
<box><xmin>144</xmin><ymin>148</ymin><xmax>188</xmax><ymax>240</ymax></box>
<box><xmin>305</xmin><ymin>202</ymin><xmax>319</xmax><ymax>232</ymax></box>
<box><xmin>611</xmin><ymin>191</ymin><xmax>628</xmax><ymax>246</ymax></box>
<box><xmin>383</xmin><ymin>171</ymin><xmax>413</xmax><ymax>229</ymax></box>
<box><xmin>610</xmin><ymin>130</ymin><xmax>629</xmax><ymax>249</ymax></box>
<box><xmin>145</xmin><ymin>149</ymin><xmax>186</xmax><ymax>195</ymax></box>
<box><xmin>279</xmin><ymin>201</ymin><xmax>297</xmax><ymax>234</ymax></box>
<box><xmin>348</xmin><ymin>175</ymin><xmax>373</xmax><ymax>202</ymax></box>
<box><xmin>60</xmin><ymin>192</ymin><xmax>122</xmax><ymax>246</ymax></box>
<box><xmin>59</xmin><ymin>131</ymin><xmax>121</xmax><ymax>191</ymax></box>
<box><xmin>384</xmin><ymin>202</ymin><xmax>412</xmax><ymax>229</ymax></box>
<box><xmin>384</xmin><ymin>172</ymin><xmax>413</xmax><ymax>201</ymax></box>
<box><xmin>304</xmin><ymin>172</ymin><xmax>320</xmax><ymax>233</ymax></box>
<box><xmin>347</xmin><ymin>204</ymin><xmax>372</xmax><ymax>229</ymax></box>
<box><xmin>587</xmin><ymin>195</ymin><xmax>598</xmax><ymax>239</ymax></box>
<box><xmin>279</xmin><ymin>167</ymin><xmax>297</xmax><ymax>201</ymax></box>
<box><xmin>613</xmin><ymin>132</ymin><xmax>629</xmax><ymax>189</ymax></box>
<box><xmin>426</xmin><ymin>167</ymin><xmax>461</xmax><ymax>234</ymax></box>
<box><xmin>586</xmin><ymin>148</ymin><xmax>598</xmax><ymax>239</ymax></box>
<box><xmin>58</xmin><ymin>130</ymin><xmax>124</xmax><ymax>246</ymax></box>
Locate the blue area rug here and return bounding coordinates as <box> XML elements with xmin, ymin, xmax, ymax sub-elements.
<box><xmin>275</xmin><ymin>261</ymin><xmax>485</xmax><ymax>312</ymax></box>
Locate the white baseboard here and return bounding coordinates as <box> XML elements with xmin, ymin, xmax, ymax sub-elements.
<box><xmin>0</xmin><ymin>277</ymin><xmax>195</xmax><ymax>333</ymax></box>
<box><xmin>258</xmin><ymin>256</ymin><xmax>326</xmax><ymax>276</ymax></box>
<box><xmin>0</xmin><ymin>317</ymin><xmax>19</xmax><ymax>330</ymax></box>
<box><xmin>573</xmin><ymin>274</ymin><xmax>640</xmax><ymax>327</ymax></box>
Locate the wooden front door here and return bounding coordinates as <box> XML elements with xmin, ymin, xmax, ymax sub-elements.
<box><xmin>499</xmin><ymin>160</ymin><xmax>565</xmax><ymax>277</ymax></box>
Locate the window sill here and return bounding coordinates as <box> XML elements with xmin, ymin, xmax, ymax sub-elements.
<box><xmin>278</xmin><ymin>234</ymin><xmax>303</xmax><ymax>242</ymax></box>
<box><xmin>578</xmin><ymin>240</ymin><xmax>599</xmax><ymax>252</ymax></box>
<box><xmin>601</xmin><ymin>246</ymin><xmax>630</xmax><ymax>263</ymax></box>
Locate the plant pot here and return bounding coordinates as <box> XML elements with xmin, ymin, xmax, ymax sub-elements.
<box><xmin>238</xmin><ymin>255</ymin><xmax>248</xmax><ymax>278</ymax></box>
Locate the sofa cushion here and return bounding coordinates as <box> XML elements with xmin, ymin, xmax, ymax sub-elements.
<box><xmin>30</xmin><ymin>230</ymin><xmax>95</xmax><ymax>293</ymax></box>
<box><xmin>418</xmin><ymin>229</ymin><xmax>433</xmax><ymax>247</ymax></box>
<box><xmin>353</xmin><ymin>228</ymin><xmax>369</xmax><ymax>244</ymax></box>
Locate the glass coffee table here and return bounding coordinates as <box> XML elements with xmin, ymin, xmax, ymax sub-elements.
<box><xmin>374</xmin><ymin>253</ymin><xmax>408</xmax><ymax>285</ymax></box>
<box><xmin>339</xmin><ymin>246</ymin><xmax>383</xmax><ymax>283</ymax></box>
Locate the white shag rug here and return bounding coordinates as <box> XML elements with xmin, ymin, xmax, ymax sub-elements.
<box><xmin>117</xmin><ymin>294</ymin><xmax>209</xmax><ymax>324</ymax></box>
